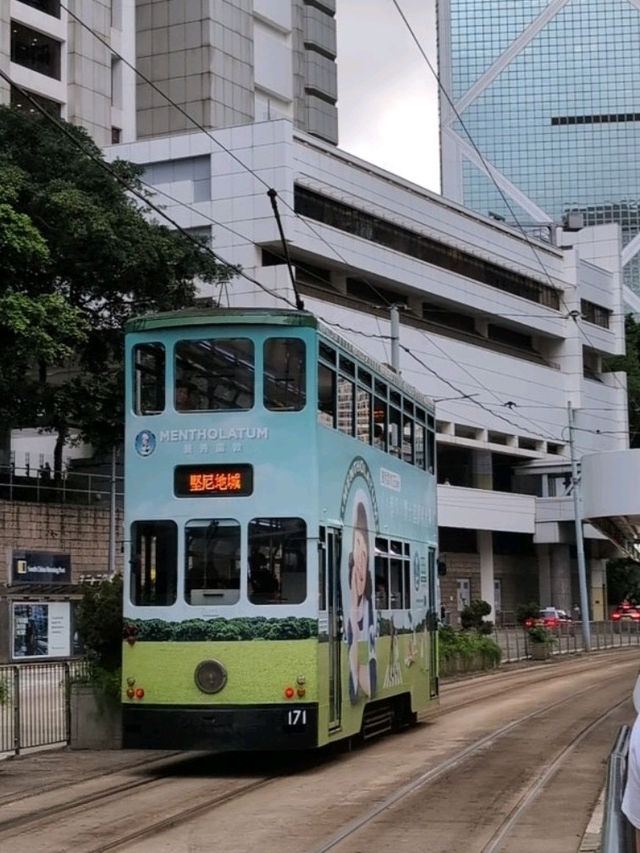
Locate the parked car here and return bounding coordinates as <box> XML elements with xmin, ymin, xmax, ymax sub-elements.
<box><xmin>524</xmin><ymin>606</ymin><xmax>575</xmax><ymax>635</ymax></box>
<box><xmin>611</xmin><ymin>601</ymin><xmax>640</xmax><ymax>631</ymax></box>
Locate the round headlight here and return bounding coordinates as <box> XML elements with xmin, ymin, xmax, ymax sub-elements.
<box><xmin>194</xmin><ymin>659</ymin><xmax>227</xmax><ymax>694</ymax></box>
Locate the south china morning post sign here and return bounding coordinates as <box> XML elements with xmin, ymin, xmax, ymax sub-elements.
<box><xmin>12</xmin><ymin>551</ymin><xmax>71</xmax><ymax>584</ymax></box>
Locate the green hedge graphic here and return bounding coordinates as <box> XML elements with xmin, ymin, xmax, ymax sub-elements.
<box><xmin>126</xmin><ymin>616</ymin><xmax>318</xmax><ymax>642</ymax></box>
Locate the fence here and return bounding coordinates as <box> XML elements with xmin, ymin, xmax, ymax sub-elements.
<box><xmin>0</xmin><ymin>660</ymin><xmax>87</xmax><ymax>757</ymax></box>
<box><xmin>0</xmin><ymin>463</ymin><xmax>123</xmax><ymax>507</ymax></box>
<box><xmin>493</xmin><ymin>619</ymin><xmax>640</xmax><ymax>663</ymax></box>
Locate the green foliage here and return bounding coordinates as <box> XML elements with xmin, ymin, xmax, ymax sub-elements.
<box><xmin>604</xmin><ymin>314</ymin><xmax>640</xmax><ymax>448</ymax></box>
<box><xmin>0</xmin><ymin>106</ymin><xmax>233</xmax><ymax>456</ymax></box>
<box><xmin>0</xmin><ymin>677</ymin><xmax>9</xmax><ymax>706</ymax></box>
<box><xmin>515</xmin><ymin>601</ymin><xmax>540</xmax><ymax>626</ymax></box>
<box><xmin>460</xmin><ymin>599</ymin><xmax>493</xmax><ymax>634</ymax></box>
<box><xmin>75</xmin><ymin>575</ymin><xmax>123</xmax><ymax>672</ymax></box>
<box><xmin>128</xmin><ymin>616</ymin><xmax>318</xmax><ymax>642</ymax></box>
<box><xmin>438</xmin><ymin>625</ymin><xmax>502</xmax><ymax>672</ymax></box>
<box><xmin>527</xmin><ymin>625</ymin><xmax>556</xmax><ymax>644</ymax></box>
<box><xmin>606</xmin><ymin>558</ymin><xmax>640</xmax><ymax>606</ymax></box>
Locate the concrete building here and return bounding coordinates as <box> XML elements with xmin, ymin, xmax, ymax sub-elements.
<box><xmin>114</xmin><ymin>118</ymin><xmax>638</xmax><ymax>623</ymax></box>
<box><xmin>3</xmin><ymin>0</ymin><xmax>640</xmax><ymax>627</ymax></box>
<box><xmin>437</xmin><ymin>0</ymin><xmax>640</xmax><ymax>311</ymax></box>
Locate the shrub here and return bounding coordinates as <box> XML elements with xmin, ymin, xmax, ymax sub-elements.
<box><xmin>74</xmin><ymin>575</ymin><xmax>123</xmax><ymax>698</ymax></box>
<box><xmin>527</xmin><ymin>625</ymin><xmax>556</xmax><ymax>644</ymax></box>
<box><xmin>460</xmin><ymin>599</ymin><xmax>493</xmax><ymax>634</ymax></box>
<box><xmin>438</xmin><ymin>625</ymin><xmax>502</xmax><ymax>672</ymax></box>
<box><xmin>516</xmin><ymin>602</ymin><xmax>540</xmax><ymax>626</ymax></box>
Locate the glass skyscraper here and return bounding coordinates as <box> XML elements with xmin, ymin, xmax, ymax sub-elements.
<box><xmin>437</xmin><ymin>0</ymin><xmax>640</xmax><ymax>306</ymax></box>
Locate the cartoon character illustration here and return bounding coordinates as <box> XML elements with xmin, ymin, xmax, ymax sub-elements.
<box><xmin>346</xmin><ymin>499</ymin><xmax>377</xmax><ymax>704</ymax></box>
<box><xmin>383</xmin><ymin>616</ymin><xmax>403</xmax><ymax>688</ymax></box>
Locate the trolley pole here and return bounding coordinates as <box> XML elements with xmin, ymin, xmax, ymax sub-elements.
<box><xmin>390</xmin><ymin>305</ymin><xmax>400</xmax><ymax>373</ymax></box>
<box><xmin>568</xmin><ymin>402</ymin><xmax>591</xmax><ymax>651</ymax></box>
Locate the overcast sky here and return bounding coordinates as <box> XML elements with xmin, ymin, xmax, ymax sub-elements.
<box><xmin>335</xmin><ymin>0</ymin><xmax>440</xmax><ymax>192</ymax></box>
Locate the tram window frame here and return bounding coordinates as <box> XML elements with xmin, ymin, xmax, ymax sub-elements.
<box><xmin>426</xmin><ymin>428</ymin><xmax>435</xmax><ymax>474</ymax></box>
<box><xmin>356</xmin><ymin>386</ymin><xmax>371</xmax><ymax>444</ymax></box>
<box><xmin>133</xmin><ymin>343</ymin><xmax>165</xmax><ymax>415</ymax></box>
<box><xmin>337</xmin><ymin>374</ymin><xmax>355</xmax><ymax>436</ymax></box>
<box><xmin>175</xmin><ymin>337</ymin><xmax>254</xmax><ymax>412</ymax></box>
<box><xmin>375</xmin><ymin>537</ymin><xmax>411</xmax><ymax>610</ymax></box>
<box><xmin>402</xmin><ymin>414</ymin><xmax>414</xmax><ymax>464</ymax></box>
<box><xmin>318</xmin><ymin>362</ymin><xmax>336</xmax><ymax>427</ymax></box>
<box><xmin>130</xmin><ymin>520</ymin><xmax>177</xmax><ymax>606</ymax></box>
<box><xmin>248</xmin><ymin>517</ymin><xmax>307</xmax><ymax>605</ymax></box>
<box><xmin>184</xmin><ymin>518</ymin><xmax>240</xmax><ymax>605</ymax></box>
<box><xmin>264</xmin><ymin>337</ymin><xmax>306</xmax><ymax>411</ymax></box>
<box><xmin>373</xmin><ymin>397</ymin><xmax>387</xmax><ymax>451</ymax></box>
<box><xmin>415</xmin><ymin>422</ymin><xmax>426</xmax><ymax>470</ymax></box>
<box><xmin>388</xmin><ymin>404</ymin><xmax>401</xmax><ymax>457</ymax></box>
<box><xmin>358</xmin><ymin>367</ymin><xmax>372</xmax><ymax>388</ymax></box>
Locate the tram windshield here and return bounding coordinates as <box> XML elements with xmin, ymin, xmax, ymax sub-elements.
<box><xmin>185</xmin><ymin>519</ymin><xmax>241</xmax><ymax>605</ymax></box>
<box><xmin>248</xmin><ymin>517</ymin><xmax>307</xmax><ymax>605</ymax></box>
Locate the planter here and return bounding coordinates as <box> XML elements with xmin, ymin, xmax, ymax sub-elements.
<box><xmin>70</xmin><ymin>684</ymin><xmax>121</xmax><ymax>749</ymax></box>
<box><xmin>530</xmin><ymin>642</ymin><xmax>553</xmax><ymax>661</ymax></box>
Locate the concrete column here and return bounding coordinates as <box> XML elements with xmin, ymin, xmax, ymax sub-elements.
<box><xmin>477</xmin><ymin>530</ymin><xmax>495</xmax><ymax>619</ymax></box>
<box><xmin>537</xmin><ymin>543</ymin><xmax>552</xmax><ymax>605</ymax></box>
<box><xmin>473</xmin><ymin>449</ymin><xmax>493</xmax><ymax>490</ymax></box>
<box><xmin>589</xmin><ymin>559</ymin><xmax>606</xmax><ymax>621</ymax></box>
<box><xmin>550</xmin><ymin>543</ymin><xmax>571</xmax><ymax>610</ymax></box>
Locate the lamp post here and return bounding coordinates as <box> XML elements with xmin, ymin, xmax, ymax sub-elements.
<box><xmin>567</xmin><ymin>402</ymin><xmax>591</xmax><ymax>650</ymax></box>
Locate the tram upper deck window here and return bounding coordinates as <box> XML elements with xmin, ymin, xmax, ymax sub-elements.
<box><xmin>130</xmin><ymin>520</ymin><xmax>177</xmax><ymax>606</ymax></box>
<box><xmin>185</xmin><ymin>519</ymin><xmax>240</xmax><ymax>605</ymax></box>
<box><xmin>337</xmin><ymin>375</ymin><xmax>354</xmax><ymax>435</ymax></box>
<box><xmin>356</xmin><ymin>387</ymin><xmax>371</xmax><ymax>444</ymax></box>
<box><xmin>248</xmin><ymin>517</ymin><xmax>306</xmax><ymax>605</ymax></box>
<box><xmin>318</xmin><ymin>363</ymin><xmax>336</xmax><ymax>427</ymax></box>
<box><xmin>264</xmin><ymin>338</ymin><xmax>306</xmax><ymax>411</ymax></box>
<box><xmin>134</xmin><ymin>343</ymin><xmax>165</xmax><ymax>415</ymax></box>
<box><xmin>175</xmin><ymin>338</ymin><xmax>254</xmax><ymax>411</ymax></box>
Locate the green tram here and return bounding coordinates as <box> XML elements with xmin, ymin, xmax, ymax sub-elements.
<box><xmin>122</xmin><ymin>308</ymin><xmax>439</xmax><ymax>751</ymax></box>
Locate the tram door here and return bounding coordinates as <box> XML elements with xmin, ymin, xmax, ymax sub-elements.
<box><xmin>325</xmin><ymin>527</ymin><xmax>342</xmax><ymax>730</ymax></box>
<box><xmin>427</xmin><ymin>547</ymin><xmax>439</xmax><ymax>698</ymax></box>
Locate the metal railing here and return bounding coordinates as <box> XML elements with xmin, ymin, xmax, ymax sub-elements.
<box><xmin>493</xmin><ymin>620</ymin><xmax>640</xmax><ymax>663</ymax></box>
<box><xmin>0</xmin><ymin>660</ymin><xmax>88</xmax><ymax>757</ymax></box>
<box><xmin>0</xmin><ymin>464</ymin><xmax>123</xmax><ymax>506</ymax></box>
<box><xmin>601</xmin><ymin>725</ymin><xmax>635</xmax><ymax>853</ymax></box>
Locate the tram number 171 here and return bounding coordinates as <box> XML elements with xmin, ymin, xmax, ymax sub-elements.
<box><xmin>284</xmin><ymin>708</ymin><xmax>307</xmax><ymax>730</ymax></box>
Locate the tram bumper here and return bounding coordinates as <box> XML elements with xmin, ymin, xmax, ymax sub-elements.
<box><xmin>122</xmin><ymin>703</ymin><xmax>318</xmax><ymax>751</ymax></box>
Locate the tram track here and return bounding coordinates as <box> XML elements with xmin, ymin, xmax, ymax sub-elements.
<box><xmin>0</xmin><ymin>652</ymin><xmax>635</xmax><ymax>852</ymax></box>
<box><xmin>312</xmin><ymin>663</ymin><xmax>633</xmax><ymax>852</ymax></box>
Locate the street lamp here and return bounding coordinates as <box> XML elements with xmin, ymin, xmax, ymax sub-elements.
<box><xmin>566</xmin><ymin>402</ymin><xmax>592</xmax><ymax>651</ymax></box>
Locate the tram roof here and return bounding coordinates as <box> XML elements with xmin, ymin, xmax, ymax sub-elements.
<box><xmin>126</xmin><ymin>307</ymin><xmax>435</xmax><ymax>410</ymax></box>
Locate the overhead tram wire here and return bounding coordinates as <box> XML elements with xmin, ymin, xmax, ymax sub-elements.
<box><xmin>0</xmin><ymin>72</ymin><xmax>302</xmax><ymax>313</ymax></box>
<box><xmin>51</xmin><ymin>2</ymin><xmax>578</xmax><ymax>445</ymax></box>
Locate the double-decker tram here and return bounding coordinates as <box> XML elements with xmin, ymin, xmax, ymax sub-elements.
<box><xmin>122</xmin><ymin>308</ymin><xmax>439</xmax><ymax>751</ymax></box>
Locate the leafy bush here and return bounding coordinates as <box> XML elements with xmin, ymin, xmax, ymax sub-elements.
<box><xmin>460</xmin><ymin>599</ymin><xmax>493</xmax><ymax>634</ymax></box>
<box><xmin>527</xmin><ymin>625</ymin><xmax>556</xmax><ymax>644</ymax></box>
<box><xmin>75</xmin><ymin>574</ymin><xmax>123</xmax><ymax>669</ymax></box>
<box><xmin>129</xmin><ymin>616</ymin><xmax>318</xmax><ymax>642</ymax></box>
<box><xmin>439</xmin><ymin>625</ymin><xmax>502</xmax><ymax>671</ymax></box>
<box><xmin>0</xmin><ymin>677</ymin><xmax>9</xmax><ymax>706</ymax></box>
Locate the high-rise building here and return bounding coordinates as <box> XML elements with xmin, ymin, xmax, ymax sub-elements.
<box><xmin>2</xmin><ymin>0</ymin><xmax>337</xmax><ymax>146</ymax></box>
<box><xmin>437</xmin><ymin>0</ymin><xmax>640</xmax><ymax>309</ymax></box>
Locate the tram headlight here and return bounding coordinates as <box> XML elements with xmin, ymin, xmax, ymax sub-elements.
<box><xmin>194</xmin><ymin>659</ymin><xmax>228</xmax><ymax>694</ymax></box>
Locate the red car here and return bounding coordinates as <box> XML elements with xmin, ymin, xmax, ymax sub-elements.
<box><xmin>611</xmin><ymin>602</ymin><xmax>640</xmax><ymax>626</ymax></box>
<box><xmin>524</xmin><ymin>607</ymin><xmax>575</xmax><ymax>635</ymax></box>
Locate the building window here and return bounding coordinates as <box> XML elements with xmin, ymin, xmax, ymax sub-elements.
<box><xmin>15</xmin><ymin>0</ymin><xmax>60</xmax><ymax>17</ymax></box>
<box><xmin>10</xmin><ymin>85</ymin><xmax>61</xmax><ymax>117</ymax></box>
<box><xmin>580</xmin><ymin>299</ymin><xmax>611</xmax><ymax>329</ymax></box>
<box><xmin>11</xmin><ymin>22</ymin><xmax>61</xmax><ymax>79</ymax></box>
<box><xmin>111</xmin><ymin>127</ymin><xmax>121</xmax><ymax>144</ymax></box>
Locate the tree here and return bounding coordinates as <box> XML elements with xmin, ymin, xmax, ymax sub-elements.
<box><xmin>604</xmin><ymin>314</ymin><xmax>640</xmax><ymax>448</ymax></box>
<box><xmin>75</xmin><ymin>574</ymin><xmax>123</xmax><ymax>673</ymax></box>
<box><xmin>606</xmin><ymin>558</ymin><xmax>640</xmax><ymax>606</ymax></box>
<box><xmin>0</xmin><ymin>106</ymin><xmax>232</xmax><ymax>464</ymax></box>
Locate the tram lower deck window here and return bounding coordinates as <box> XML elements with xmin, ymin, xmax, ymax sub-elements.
<box><xmin>130</xmin><ymin>520</ymin><xmax>177</xmax><ymax>606</ymax></box>
<box><xmin>248</xmin><ymin>518</ymin><xmax>306</xmax><ymax>605</ymax></box>
<box><xmin>185</xmin><ymin>519</ymin><xmax>240</xmax><ymax>605</ymax></box>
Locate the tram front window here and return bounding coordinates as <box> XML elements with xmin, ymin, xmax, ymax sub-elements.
<box><xmin>133</xmin><ymin>343</ymin><xmax>165</xmax><ymax>415</ymax></box>
<box><xmin>248</xmin><ymin>518</ymin><xmax>306</xmax><ymax>604</ymax></box>
<box><xmin>130</xmin><ymin>521</ymin><xmax>177</xmax><ymax>606</ymax></box>
<box><xmin>185</xmin><ymin>519</ymin><xmax>240</xmax><ymax>605</ymax></box>
<box><xmin>175</xmin><ymin>338</ymin><xmax>254</xmax><ymax>411</ymax></box>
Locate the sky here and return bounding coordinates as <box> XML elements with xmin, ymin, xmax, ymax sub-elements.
<box><xmin>335</xmin><ymin>0</ymin><xmax>441</xmax><ymax>193</ymax></box>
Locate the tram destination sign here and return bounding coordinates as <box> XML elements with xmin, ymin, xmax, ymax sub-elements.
<box><xmin>174</xmin><ymin>464</ymin><xmax>254</xmax><ymax>497</ymax></box>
